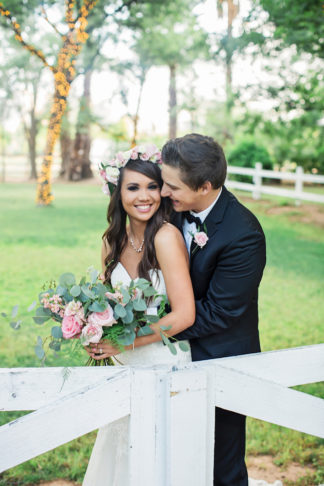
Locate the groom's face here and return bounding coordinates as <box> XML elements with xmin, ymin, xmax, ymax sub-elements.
<box><xmin>161</xmin><ymin>164</ymin><xmax>205</xmax><ymax>213</ymax></box>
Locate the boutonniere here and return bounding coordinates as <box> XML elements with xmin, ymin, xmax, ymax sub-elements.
<box><xmin>189</xmin><ymin>224</ymin><xmax>209</xmax><ymax>255</ymax></box>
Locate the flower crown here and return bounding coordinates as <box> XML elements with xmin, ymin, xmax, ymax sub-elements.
<box><xmin>99</xmin><ymin>143</ymin><xmax>162</xmax><ymax>197</ymax></box>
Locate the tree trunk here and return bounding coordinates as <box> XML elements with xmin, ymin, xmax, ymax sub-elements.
<box><xmin>68</xmin><ymin>70</ymin><xmax>93</xmax><ymax>181</ymax></box>
<box><xmin>59</xmin><ymin>128</ymin><xmax>73</xmax><ymax>179</ymax></box>
<box><xmin>168</xmin><ymin>64</ymin><xmax>177</xmax><ymax>139</ymax></box>
<box><xmin>36</xmin><ymin>79</ymin><xmax>71</xmax><ymax>205</ymax></box>
<box><xmin>131</xmin><ymin>70</ymin><xmax>147</xmax><ymax>147</ymax></box>
<box><xmin>27</xmin><ymin>110</ymin><xmax>37</xmax><ymax>180</ymax></box>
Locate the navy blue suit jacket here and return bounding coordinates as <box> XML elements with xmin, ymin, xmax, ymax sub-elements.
<box><xmin>174</xmin><ymin>186</ymin><xmax>266</xmax><ymax>361</ymax></box>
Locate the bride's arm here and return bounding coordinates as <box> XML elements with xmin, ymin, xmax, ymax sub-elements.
<box><xmin>133</xmin><ymin>223</ymin><xmax>195</xmax><ymax>348</ymax></box>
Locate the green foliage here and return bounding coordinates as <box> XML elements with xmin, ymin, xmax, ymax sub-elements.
<box><xmin>227</xmin><ymin>139</ymin><xmax>273</xmax><ymax>181</ymax></box>
<box><xmin>257</xmin><ymin>0</ymin><xmax>324</xmax><ymax>58</ymax></box>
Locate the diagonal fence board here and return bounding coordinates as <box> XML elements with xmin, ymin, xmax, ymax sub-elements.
<box><xmin>204</xmin><ymin>363</ymin><xmax>324</xmax><ymax>438</ymax></box>
<box><xmin>0</xmin><ymin>366</ymin><xmax>123</xmax><ymax>411</ymax></box>
<box><xmin>212</xmin><ymin>344</ymin><xmax>324</xmax><ymax>387</ymax></box>
<box><xmin>0</xmin><ymin>370</ymin><xmax>130</xmax><ymax>473</ymax></box>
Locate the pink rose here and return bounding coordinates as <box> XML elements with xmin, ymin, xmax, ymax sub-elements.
<box><xmin>143</xmin><ymin>143</ymin><xmax>159</xmax><ymax>158</ymax></box>
<box><xmin>194</xmin><ymin>231</ymin><xmax>209</xmax><ymax>248</ymax></box>
<box><xmin>88</xmin><ymin>305</ymin><xmax>116</xmax><ymax>327</ymax></box>
<box><xmin>116</xmin><ymin>152</ymin><xmax>126</xmax><ymax>164</ymax></box>
<box><xmin>130</xmin><ymin>149</ymin><xmax>138</xmax><ymax>159</ymax></box>
<box><xmin>81</xmin><ymin>323</ymin><xmax>103</xmax><ymax>346</ymax></box>
<box><xmin>62</xmin><ymin>314</ymin><xmax>83</xmax><ymax>339</ymax></box>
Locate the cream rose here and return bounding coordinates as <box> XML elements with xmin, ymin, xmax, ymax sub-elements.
<box><xmin>87</xmin><ymin>305</ymin><xmax>116</xmax><ymax>327</ymax></box>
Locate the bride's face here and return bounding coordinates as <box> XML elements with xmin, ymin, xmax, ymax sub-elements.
<box><xmin>120</xmin><ymin>169</ymin><xmax>161</xmax><ymax>222</ymax></box>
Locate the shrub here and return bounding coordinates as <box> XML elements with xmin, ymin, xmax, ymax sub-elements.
<box><xmin>227</xmin><ymin>140</ymin><xmax>274</xmax><ymax>182</ymax></box>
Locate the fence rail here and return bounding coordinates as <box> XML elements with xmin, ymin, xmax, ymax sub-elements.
<box><xmin>226</xmin><ymin>163</ymin><xmax>324</xmax><ymax>204</ymax></box>
<box><xmin>0</xmin><ymin>344</ymin><xmax>323</xmax><ymax>485</ymax></box>
<box><xmin>1</xmin><ymin>156</ymin><xmax>324</xmax><ymax>204</ymax></box>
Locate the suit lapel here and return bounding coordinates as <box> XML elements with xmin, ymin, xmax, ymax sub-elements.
<box><xmin>190</xmin><ymin>186</ymin><xmax>230</xmax><ymax>264</ymax></box>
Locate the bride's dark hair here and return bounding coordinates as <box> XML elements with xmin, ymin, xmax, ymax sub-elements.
<box><xmin>102</xmin><ymin>158</ymin><xmax>172</xmax><ymax>284</ymax></box>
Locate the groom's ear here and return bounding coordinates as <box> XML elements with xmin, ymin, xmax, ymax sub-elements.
<box><xmin>199</xmin><ymin>181</ymin><xmax>213</xmax><ymax>195</ymax></box>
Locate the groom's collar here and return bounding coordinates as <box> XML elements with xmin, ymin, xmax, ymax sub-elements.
<box><xmin>170</xmin><ymin>185</ymin><xmax>230</xmax><ymax>233</ymax></box>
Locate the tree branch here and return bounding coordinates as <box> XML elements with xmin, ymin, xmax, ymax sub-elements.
<box><xmin>0</xmin><ymin>5</ymin><xmax>56</xmax><ymax>73</ymax></box>
<box><xmin>41</xmin><ymin>6</ymin><xmax>64</xmax><ymax>37</ymax></box>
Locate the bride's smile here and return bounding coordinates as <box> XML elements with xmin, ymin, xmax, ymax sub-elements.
<box><xmin>120</xmin><ymin>169</ymin><xmax>161</xmax><ymax>221</ymax></box>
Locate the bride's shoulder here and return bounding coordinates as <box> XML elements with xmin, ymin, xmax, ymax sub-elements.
<box><xmin>154</xmin><ymin>222</ymin><xmax>184</xmax><ymax>247</ymax></box>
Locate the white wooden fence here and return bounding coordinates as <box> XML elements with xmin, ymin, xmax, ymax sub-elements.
<box><xmin>226</xmin><ymin>163</ymin><xmax>324</xmax><ymax>205</ymax></box>
<box><xmin>0</xmin><ymin>344</ymin><xmax>323</xmax><ymax>484</ymax></box>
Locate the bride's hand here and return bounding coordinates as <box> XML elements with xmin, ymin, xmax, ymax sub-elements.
<box><xmin>87</xmin><ymin>341</ymin><xmax>121</xmax><ymax>360</ymax></box>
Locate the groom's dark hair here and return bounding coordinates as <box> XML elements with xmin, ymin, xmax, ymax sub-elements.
<box><xmin>161</xmin><ymin>133</ymin><xmax>227</xmax><ymax>190</ymax></box>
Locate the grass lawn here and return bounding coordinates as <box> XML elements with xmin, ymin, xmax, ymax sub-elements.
<box><xmin>0</xmin><ymin>182</ymin><xmax>323</xmax><ymax>485</ymax></box>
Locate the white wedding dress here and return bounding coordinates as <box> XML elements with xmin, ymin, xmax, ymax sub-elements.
<box><xmin>83</xmin><ymin>262</ymin><xmax>192</xmax><ymax>486</ymax></box>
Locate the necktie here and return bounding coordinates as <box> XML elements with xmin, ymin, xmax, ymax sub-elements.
<box><xmin>184</xmin><ymin>211</ymin><xmax>201</xmax><ymax>227</ymax></box>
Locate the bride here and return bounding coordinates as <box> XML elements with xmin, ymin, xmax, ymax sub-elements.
<box><xmin>83</xmin><ymin>144</ymin><xmax>195</xmax><ymax>485</ymax></box>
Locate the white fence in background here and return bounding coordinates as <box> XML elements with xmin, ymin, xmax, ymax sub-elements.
<box><xmin>1</xmin><ymin>155</ymin><xmax>324</xmax><ymax>205</ymax></box>
<box><xmin>0</xmin><ymin>344</ymin><xmax>323</xmax><ymax>485</ymax></box>
<box><xmin>226</xmin><ymin>163</ymin><xmax>324</xmax><ymax>204</ymax></box>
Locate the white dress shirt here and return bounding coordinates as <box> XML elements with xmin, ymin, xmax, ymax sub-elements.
<box><xmin>183</xmin><ymin>187</ymin><xmax>222</xmax><ymax>253</ymax></box>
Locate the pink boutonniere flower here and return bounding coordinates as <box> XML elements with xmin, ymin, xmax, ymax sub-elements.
<box><xmin>190</xmin><ymin>224</ymin><xmax>209</xmax><ymax>256</ymax></box>
<box><xmin>193</xmin><ymin>231</ymin><xmax>209</xmax><ymax>248</ymax></box>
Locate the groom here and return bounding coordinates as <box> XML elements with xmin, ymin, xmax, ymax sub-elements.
<box><xmin>161</xmin><ymin>133</ymin><xmax>266</xmax><ymax>486</ymax></box>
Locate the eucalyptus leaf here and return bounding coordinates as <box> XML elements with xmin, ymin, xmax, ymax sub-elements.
<box><xmin>137</xmin><ymin>325</ymin><xmax>154</xmax><ymax>336</ymax></box>
<box><xmin>33</xmin><ymin>316</ymin><xmax>49</xmax><ymax>325</ymax></box>
<box><xmin>51</xmin><ymin>326</ymin><xmax>63</xmax><ymax>339</ymax></box>
<box><xmin>10</xmin><ymin>320</ymin><xmax>21</xmax><ymax>330</ymax></box>
<box><xmin>120</xmin><ymin>287</ymin><xmax>131</xmax><ymax>304</ymax></box>
<box><xmin>49</xmin><ymin>341</ymin><xmax>61</xmax><ymax>351</ymax></box>
<box><xmin>95</xmin><ymin>282</ymin><xmax>107</xmax><ymax>296</ymax></box>
<box><xmin>114</xmin><ymin>303</ymin><xmax>127</xmax><ymax>318</ymax></box>
<box><xmin>27</xmin><ymin>301</ymin><xmax>37</xmax><ymax>312</ymax></box>
<box><xmin>167</xmin><ymin>342</ymin><xmax>177</xmax><ymax>355</ymax></box>
<box><xmin>70</xmin><ymin>285</ymin><xmax>81</xmax><ymax>297</ymax></box>
<box><xmin>118</xmin><ymin>330</ymin><xmax>136</xmax><ymax>346</ymax></box>
<box><xmin>90</xmin><ymin>269</ymin><xmax>99</xmax><ymax>284</ymax></box>
<box><xmin>122</xmin><ymin>308</ymin><xmax>134</xmax><ymax>324</ymax></box>
<box><xmin>145</xmin><ymin>315</ymin><xmax>160</xmax><ymax>323</ymax></box>
<box><xmin>35</xmin><ymin>345</ymin><xmax>45</xmax><ymax>360</ymax></box>
<box><xmin>36</xmin><ymin>307</ymin><xmax>52</xmax><ymax>317</ymax></box>
<box><xmin>56</xmin><ymin>285</ymin><xmax>67</xmax><ymax>296</ymax></box>
<box><xmin>89</xmin><ymin>300</ymin><xmax>107</xmax><ymax>312</ymax></box>
<box><xmin>11</xmin><ymin>305</ymin><xmax>18</xmax><ymax>318</ymax></box>
<box><xmin>81</xmin><ymin>285</ymin><xmax>96</xmax><ymax>299</ymax></box>
<box><xmin>37</xmin><ymin>336</ymin><xmax>43</xmax><ymax>346</ymax></box>
<box><xmin>161</xmin><ymin>332</ymin><xmax>170</xmax><ymax>346</ymax></box>
<box><xmin>178</xmin><ymin>341</ymin><xmax>190</xmax><ymax>352</ymax></box>
<box><xmin>160</xmin><ymin>325</ymin><xmax>172</xmax><ymax>331</ymax></box>
<box><xmin>79</xmin><ymin>276</ymin><xmax>86</xmax><ymax>286</ymax></box>
<box><xmin>133</xmin><ymin>298</ymin><xmax>147</xmax><ymax>312</ymax></box>
<box><xmin>59</xmin><ymin>273</ymin><xmax>76</xmax><ymax>287</ymax></box>
<box><xmin>144</xmin><ymin>287</ymin><xmax>156</xmax><ymax>297</ymax></box>
<box><xmin>1</xmin><ymin>312</ymin><xmax>7</xmax><ymax>318</ymax></box>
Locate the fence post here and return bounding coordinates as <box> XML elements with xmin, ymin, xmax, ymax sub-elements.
<box><xmin>295</xmin><ymin>166</ymin><xmax>303</xmax><ymax>206</ymax></box>
<box><xmin>253</xmin><ymin>162</ymin><xmax>262</xmax><ymax>200</ymax></box>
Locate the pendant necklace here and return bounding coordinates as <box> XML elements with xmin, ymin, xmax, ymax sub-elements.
<box><xmin>129</xmin><ymin>235</ymin><xmax>145</xmax><ymax>253</ymax></box>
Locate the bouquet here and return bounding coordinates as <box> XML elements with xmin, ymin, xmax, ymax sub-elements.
<box><xmin>31</xmin><ymin>268</ymin><xmax>187</xmax><ymax>365</ymax></box>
